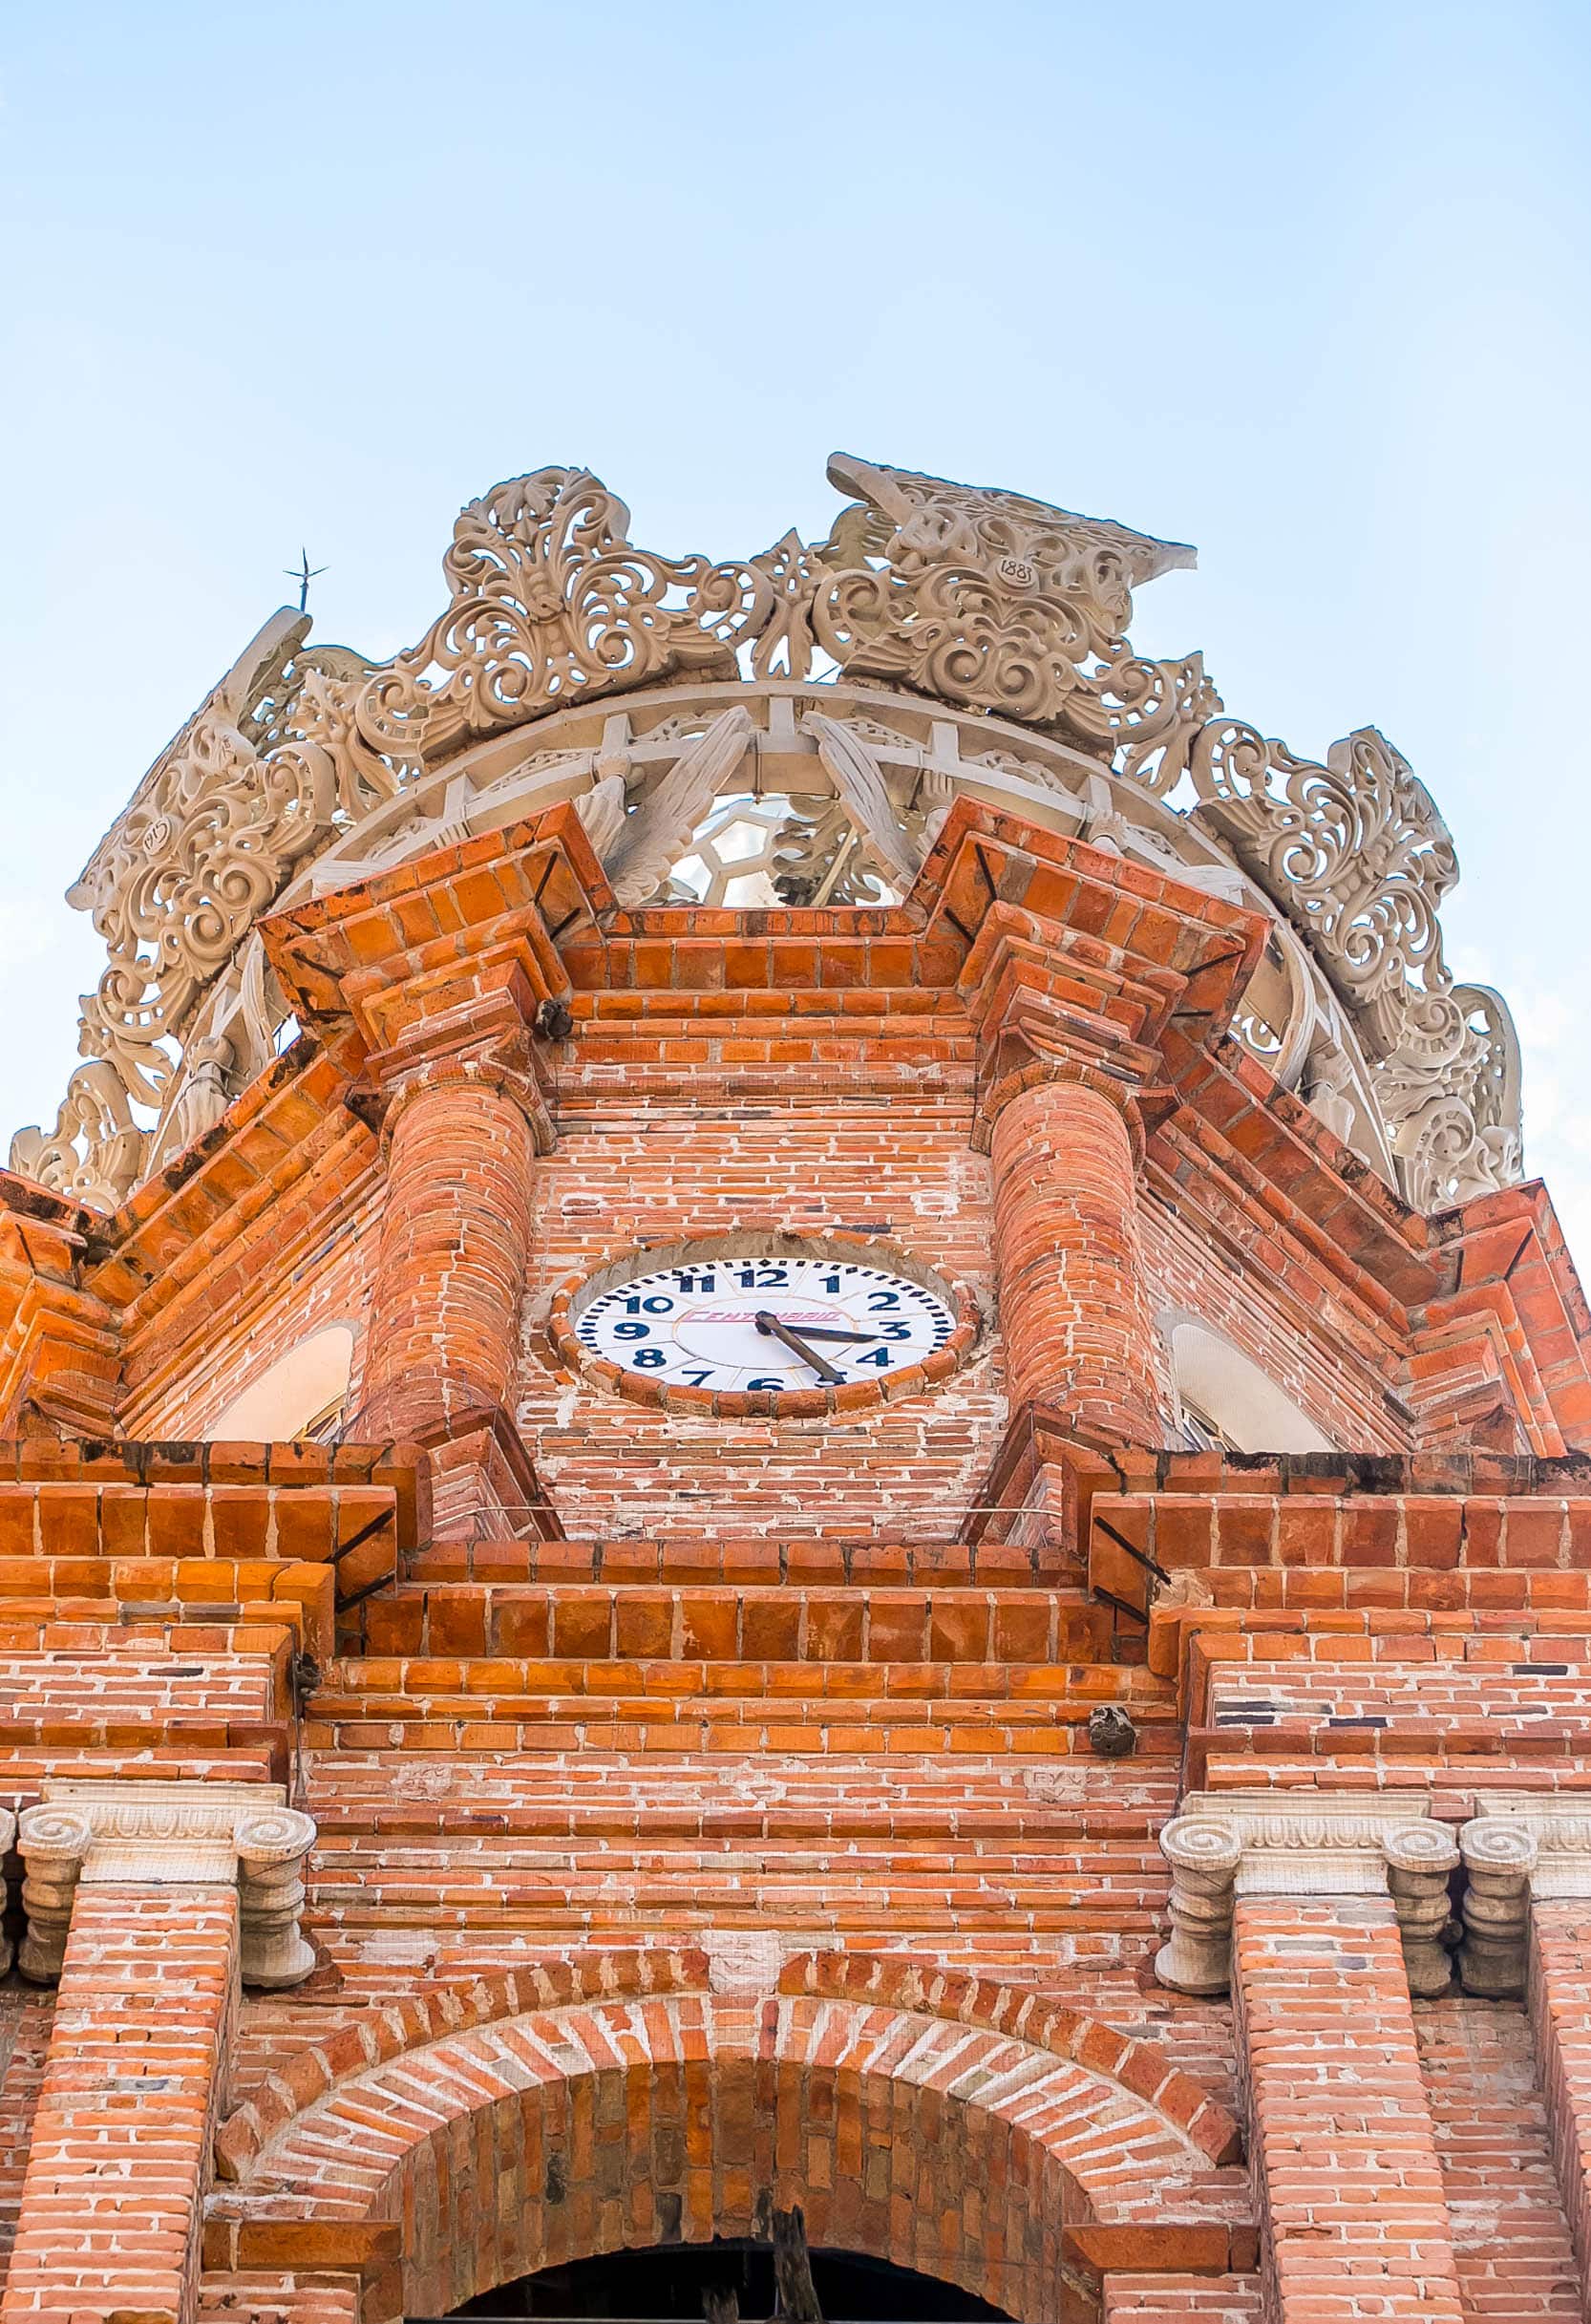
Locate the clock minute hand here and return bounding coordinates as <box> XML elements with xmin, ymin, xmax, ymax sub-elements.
<box><xmin>753</xmin><ymin>1310</ymin><xmax>843</xmax><ymax>1385</ymax></box>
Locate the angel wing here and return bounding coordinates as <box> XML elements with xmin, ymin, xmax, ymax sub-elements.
<box><xmin>806</xmin><ymin>713</ymin><xmax>920</xmax><ymax>890</ymax></box>
<box><xmin>605</xmin><ymin>707</ymin><xmax>753</xmax><ymax>906</ymax></box>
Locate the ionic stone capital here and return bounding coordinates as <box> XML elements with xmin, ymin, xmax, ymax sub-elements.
<box><xmin>16</xmin><ymin>1780</ymin><xmax>317</xmax><ymax>1989</ymax></box>
<box><xmin>1456</xmin><ymin>1793</ymin><xmax>1591</xmax><ymax>1997</ymax></box>
<box><xmin>1156</xmin><ymin>1790</ymin><xmax>1453</xmax><ymax>1996</ymax></box>
<box><xmin>1155</xmin><ymin>1812</ymin><xmax>1244</xmax><ymax>1994</ymax></box>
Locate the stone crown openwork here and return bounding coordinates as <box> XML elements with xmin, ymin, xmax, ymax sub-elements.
<box><xmin>12</xmin><ymin>454</ymin><xmax>1521</xmax><ymax>1226</ymax></box>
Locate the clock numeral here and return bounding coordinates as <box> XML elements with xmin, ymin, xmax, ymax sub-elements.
<box><xmin>633</xmin><ymin>1348</ymin><xmax>667</xmax><ymax>1368</ymax></box>
<box><xmin>859</xmin><ymin>1349</ymin><xmax>893</xmax><ymax>1368</ymax></box>
<box><xmin>673</xmin><ymin>1271</ymin><xmax>717</xmax><ymax>1292</ymax></box>
<box><xmin>682</xmin><ymin>1369</ymin><xmax>714</xmax><ymax>1387</ymax></box>
<box><xmin>612</xmin><ymin>1321</ymin><xmax>650</xmax><ymax>1340</ymax></box>
<box><xmin>879</xmin><ymin>1322</ymin><xmax>912</xmax><ymax>1341</ymax></box>
<box><xmin>866</xmin><ymin>1290</ymin><xmax>902</xmax><ymax>1311</ymax></box>
<box><xmin>746</xmin><ymin>1376</ymin><xmax>787</xmax><ymax>1393</ymax></box>
<box><xmin>624</xmin><ymin>1293</ymin><xmax>675</xmax><ymax>1315</ymax></box>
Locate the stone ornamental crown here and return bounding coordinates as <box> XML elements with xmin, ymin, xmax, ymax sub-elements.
<box><xmin>11</xmin><ymin>453</ymin><xmax>1522</xmax><ymax>1220</ymax></box>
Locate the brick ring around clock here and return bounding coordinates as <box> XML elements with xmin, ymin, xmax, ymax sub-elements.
<box><xmin>549</xmin><ymin>1231</ymin><xmax>981</xmax><ymax>1417</ymax></box>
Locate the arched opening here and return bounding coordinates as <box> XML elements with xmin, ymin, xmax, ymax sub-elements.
<box><xmin>1164</xmin><ymin>1317</ymin><xmax>1331</xmax><ymax>1456</ymax></box>
<box><xmin>442</xmin><ymin>2237</ymin><xmax>1009</xmax><ymax>2320</ymax></box>
<box><xmin>203</xmin><ymin>1320</ymin><xmax>355</xmax><ymax>1441</ymax></box>
<box><xmin>210</xmin><ymin>1978</ymin><xmax>1242</xmax><ymax>2324</ymax></box>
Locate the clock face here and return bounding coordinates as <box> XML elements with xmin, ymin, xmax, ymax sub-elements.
<box><xmin>569</xmin><ymin>1250</ymin><xmax>961</xmax><ymax>1398</ymax></box>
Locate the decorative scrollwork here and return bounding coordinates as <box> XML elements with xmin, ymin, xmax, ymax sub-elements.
<box><xmin>1143</xmin><ymin>711</ymin><xmax>1524</xmax><ymax>1210</ymax></box>
<box><xmin>61</xmin><ymin>611</ymin><xmax>383</xmax><ymax>1119</ymax></box>
<box><xmin>22</xmin><ymin>450</ymin><xmax>1528</xmax><ymax>1220</ymax></box>
<box><xmin>10</xmin><ymin>1060</ymin><xmax>145</xmax><ymax>1207</ymax></box>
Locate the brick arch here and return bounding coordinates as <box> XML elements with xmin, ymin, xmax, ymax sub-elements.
<box><xmin>216</xmin><ymin>1993</ymin><xmax>1245</xmax><ymax>2323</ymax></box>
<box><xmin>216</xmin><ymin>1945</ymin><xmax>710</xmax><ymax>2180</ymax></box>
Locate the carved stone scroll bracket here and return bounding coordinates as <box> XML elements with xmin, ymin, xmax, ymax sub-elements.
<box><xmin>16</xmin><ymin>1780</ymin><xmax>317</xmax><ymax>1990</ymax></box>
<box><xmin>1456</xmin><ymin>1819</ymin><xmax>1538</xmax><ymax>1997</ymax></box>
<box><xmin>1385</xmin><ymin>1822</ymin><xmax>1463</xmax><ymax>1997</ymax></box>
<box><xmin>1455</xmin><ymin>1793</ymin><xmax>1591</xmax><ymax>1998</ymax></box>
<box><xmin>1156</xmin><ymin>1813</ymin><xmax>1244</xmax><ymax>1994</ymax></box>
<box><xmin>807</xmin><ymin>712</ymin><xmax>922</xmax><ymax>892</ymax></box>
<box><xmin>1156</xmin><ymin>1790</ymin><xmax>1453</xmax><ymax>1997</ymax></box>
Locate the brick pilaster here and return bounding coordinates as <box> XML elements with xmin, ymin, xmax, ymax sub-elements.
<box><xmin>987</xmin><ymin>1072</ymin><xmax>1161</xmax><ymax>1446</ymax></box>
<box><xmin>1525</xmin><ymin>1904</ymin><xmax>1591</xmax><ymax>2303</ymax></box>
<box><xmin>0</xmin><ymin>1884</ymin><xmax>238</xmax><ymax>2324</ymax></box>
<box><xmin>1233</xmin><ymin>1896</ymin><xmax>1464</xmax><ymax>2324</ymax></box>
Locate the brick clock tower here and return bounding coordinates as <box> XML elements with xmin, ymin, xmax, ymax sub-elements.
<box><xmin>1</xmin><ymin>453</ymin><xmax>1588</xmax><ymax>2324</ymax></box>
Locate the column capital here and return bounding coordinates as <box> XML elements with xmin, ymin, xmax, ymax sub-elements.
<box><xmin>1156</xmin><ymin>1789</ymin><xmax>1456</xmax><ymax>1995</ymax></box>
<box><xmin>973</xmin><ymin>1056</ymin><xmax>1147</xmax><ymax>1162</ymax></box>
<box><xmin>17</xmin><ymin>1779</ymin><xmax>317</xmax><ymax>1990</ymax></box>
<box><xmin>371</xmin><ymin>1031</ymin><xmax>555</xmax><ymax>1157</ymax></box>
<box><xmin>1456</xmin><ymin>1792</ymin><xmax>1591</xmax><ymax>1994</ymax></box>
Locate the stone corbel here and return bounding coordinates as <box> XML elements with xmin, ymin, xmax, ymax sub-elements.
<box><xmin>16</xmin><ymin>1780</ymin><xmax>317</xmax><ymax>1990</ymax></box>
<box><xmin>1156</xmin><ymin>1790</ymin><xmax>1457</xmax><ymax>1996</ymax></box>
<box><xmin>1456</xmin><ymin>1794</ymin><xmax>1591</xmax><ymax>1997</ymax></box>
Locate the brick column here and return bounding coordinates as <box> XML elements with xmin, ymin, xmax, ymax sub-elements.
<box><xmin>987</xmin><ymin>1071</ymin><xmax>1160</xmax><ymax>1445</ymax></box>
<box><xmin>358</xmin><ymin>1061</ymin><xmax>540</xmax><ymax>1439</ymax></box>
<box><xmin>1234</xmin><ymin>1896</ymin><xmax>1465</xmax><ymax>2324</ymax></box>
<box><xmin>0</xmin><ymin>1885</ymin><xmax>239</xmax><ymax>2324</ymax></box>
<box><xmin>352</xmin><ymin>1059</ymin><xmax>547</xmax><ymax>1535</ymax></box>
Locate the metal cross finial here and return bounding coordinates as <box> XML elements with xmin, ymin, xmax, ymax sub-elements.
<box><xmin>284</xmin><ymin>547</ymin><xmax>328</xmax><ymax>613</ymax></box>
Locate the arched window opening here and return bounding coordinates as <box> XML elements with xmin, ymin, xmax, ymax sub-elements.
<box><xmin>1166</xmin><ymin>1315</ymin><xmax>1332</xmax><ymax>1456</ymax></box>
<box><xmin>437</xmin><ymin>2239</ymin><xmax>1011</xmax><ymax>2323</ymax></box>
<box><xmin>202</xmin><ymin>1321</ymin><xmax>355</xmax><ymax>1443</ymax></box>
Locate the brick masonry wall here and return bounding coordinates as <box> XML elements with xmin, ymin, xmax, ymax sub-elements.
<box><xmin>517</xmin><ymin>1097</ymin><xmax>1008</xmax><ymax>1537</ymax></box>
<box><xmin>1415</xmin><ymin>1996</ymin><xmax>1580</xmax><ymax>2321</ymax></box>
<box><xmin>121</xmin><ymin>1183</ymin><xmax>379</xmax><ymax>1442</ymax></box>
<box><xmin>1232</xmin><ymin>1895</ymin><xmax>1466</xmax><ymax>2323</ymax></box>
<box><xmin>1139</xmin><ymin>1190</ymin><xmax>1410</xmax><ymax>1454</ymax></box>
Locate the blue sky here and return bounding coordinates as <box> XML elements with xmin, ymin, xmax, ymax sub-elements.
<box><xmin>2</xmin><ymin>1</ymin><xmax>1588</xmax><ymax>1260</ymax></box>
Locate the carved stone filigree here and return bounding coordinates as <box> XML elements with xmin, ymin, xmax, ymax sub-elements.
<box><xmin>1156</xmin><ymin>1790</ymin><xmax>1454</xmax><ymax>1996</ymax></box>
<box><xmin>809</xmin><ymin>454</ymin><xmax>1208</xmax><ymax>758</ymax></box>
<box><xmin>16</xmin><ymin>1779</ymin><xmax>317</xmax><ymax>1989</ymax></box>
<box><xmin>23</xmin><ymin>451</ymin><xmax>1527</xmax><ymax>1221</ymax></box>
<box><xmin>341</xmin><ymin>468</ymin><xmax>758</xmax><ymax>771</ymax></box>
<box><xmin>53</xmin><ymin>611</ymin><xmax>387</xmax><ymax>1132</ymax></box>
<box><xmin>9</xmin><ymin>1060</ymin><xmax>144</xmax><ymax>1208</ymax></box>
<box><xmin>1146</xmin><ymin>714</ymin><xmax>1524</xmax><ymax>1210</ymax></box>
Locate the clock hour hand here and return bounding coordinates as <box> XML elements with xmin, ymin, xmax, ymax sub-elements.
<box><xmin>753</xmin><ymin>1310</ymin><xmax>843</xmax><ymax>1384</ymax></box>
<box><xmin>769</xmin><ymin>1323</ymin><xmax>880</xmax><ymax>1343</ymax></box>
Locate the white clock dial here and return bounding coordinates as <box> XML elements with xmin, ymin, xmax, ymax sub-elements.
<box><xmin>572</xmin><ymin>1253</ymin><xmax>958</xmax><ymax>1396</ymax></box>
